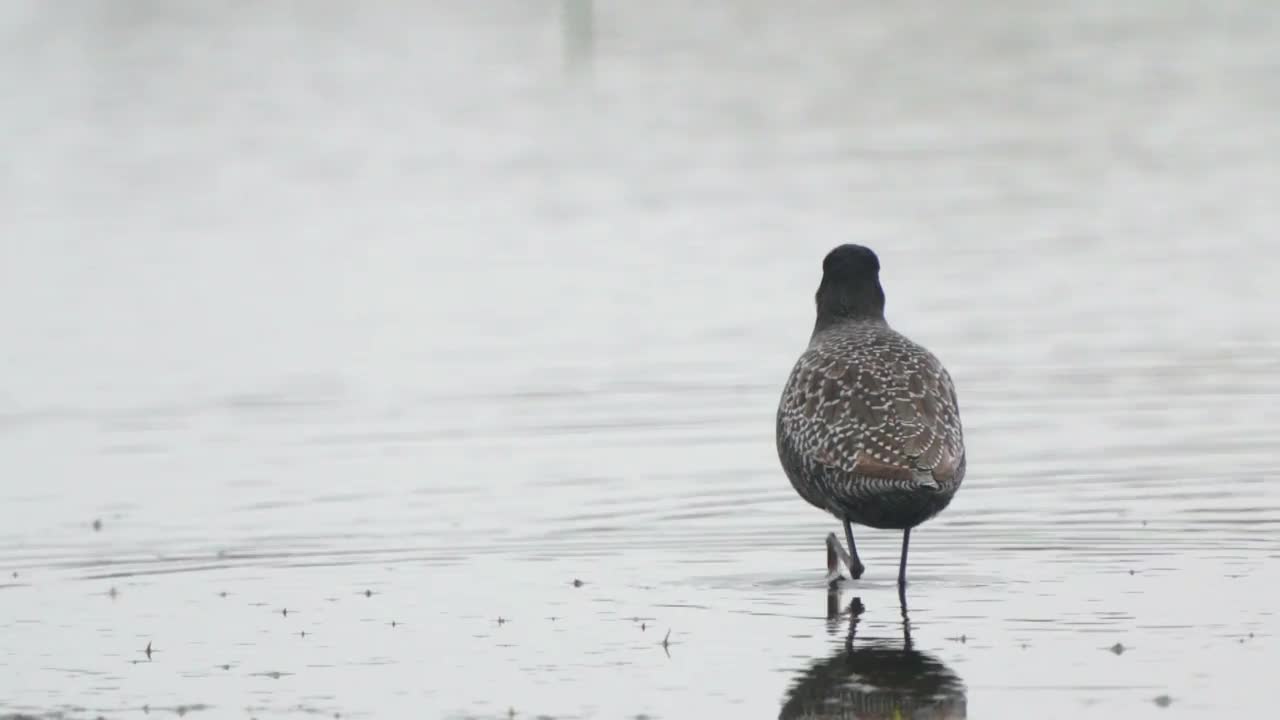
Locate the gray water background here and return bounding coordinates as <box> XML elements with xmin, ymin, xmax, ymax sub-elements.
<box><xmin>2</xmin><ymin>1</ymin><xmax>1279</xmax><ymax>718</ymax></box>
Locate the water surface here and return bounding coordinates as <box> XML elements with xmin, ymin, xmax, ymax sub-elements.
<box><xmin>2</xmin><ymin>1</ymin><xmax>1279</xmax><ymax>718</ymax></box>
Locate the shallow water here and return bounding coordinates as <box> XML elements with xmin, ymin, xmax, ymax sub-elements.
<box><xmin>3</xmin><ymin>1</ymin><xmax>1279</xmax><ymax>718</ymax></box>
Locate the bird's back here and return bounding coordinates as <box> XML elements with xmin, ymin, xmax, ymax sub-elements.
<box><xmin>776</xmin><ymin>319</ymin><xmax>965</xmax><ymax>527</ymax></box>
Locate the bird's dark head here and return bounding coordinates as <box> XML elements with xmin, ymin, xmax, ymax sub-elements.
<box><xmin>814</xmin><ymin>244</ymin><xmax>886</xmax><ymax>331</ymax></box>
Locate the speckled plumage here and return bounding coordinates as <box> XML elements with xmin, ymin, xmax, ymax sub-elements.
<box><xmin>777</xmin><ymin>320</ymin><xmax>965</xmax><ymax>529</ymax></box>
<box><xmin>777</xmin><ymin>245</ymin><xmax>966</xmax><ymax>538</ymax></box>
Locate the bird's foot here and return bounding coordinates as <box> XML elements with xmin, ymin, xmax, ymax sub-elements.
<box><xmin>825</xmin><ymin>532</ymin><xmax>865</xmax><ymax>582</ymax></box>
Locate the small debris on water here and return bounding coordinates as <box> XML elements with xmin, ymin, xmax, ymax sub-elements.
<box><xmin>1110</xmin><ymin>643</ymin><xmax>1126</xmax><ymax>655</ymax></box>
<box><xmin>249</xmin><ymin>670</ymin><xmax>294</xmax><ymax>680</ymax></box>
<box><xmin>572</xmin><ymin>578</ymin><xmax>583</xmax><ymax>588</ymax></box>
<box><xmin>1154</xmin><ymin>695</ymin><xmax>1172</xmax><ymax>708</ymax></box>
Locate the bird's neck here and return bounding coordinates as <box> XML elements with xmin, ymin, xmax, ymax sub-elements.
<box><xmin>812</xmin><ymin>311</ymin><xmax>887</xmax><ymax>338</ymax></box>
<box><xmin>813</xmin><ymin>276</ymin><xmax>886</xmax><ymax>336</ymax></box>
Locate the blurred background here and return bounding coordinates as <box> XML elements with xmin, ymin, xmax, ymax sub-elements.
<box><xmin>2</xmin><ymin>2</ymin><xmax>1278</xmax><ymax>719</ymax></box>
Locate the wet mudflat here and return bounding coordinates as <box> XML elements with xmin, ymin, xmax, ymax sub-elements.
<box><xmin>2</xmin><ymin>1</ymin><xmax>1279</xmax><ymax>718</ymax></box>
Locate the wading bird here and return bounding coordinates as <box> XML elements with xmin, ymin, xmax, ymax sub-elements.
<box><xmin>776</xmin><ymin>244</ymin><xmax>966</xmax><ymax>586</ymax></box>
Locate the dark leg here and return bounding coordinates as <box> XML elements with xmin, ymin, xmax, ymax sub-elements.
<box><xmin>898</xmin><ymin>583</ymin><xmax>912</xmax><ymax>650</ymax></box>
<box><xmin>843</xmin><ymin>518</ymin><xmax>866</xmax><ymax>579</ymax></box>
<box><xmin>897</xmin><ymin>528</ymin><xmax>911</xmax><ymax>586</ymax></box>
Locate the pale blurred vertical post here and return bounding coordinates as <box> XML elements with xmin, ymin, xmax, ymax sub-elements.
<box><xmin>561</xmin><ymin>0</ymin><xmax>593</xmax><ymax>74</ymax></box>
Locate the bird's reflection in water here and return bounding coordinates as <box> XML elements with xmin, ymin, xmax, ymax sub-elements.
<box><xmin>779</xmin><ymin>588</ymin><xmax>967</xmax><ymax>719</ymax></box>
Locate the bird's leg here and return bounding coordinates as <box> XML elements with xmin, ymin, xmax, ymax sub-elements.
<box><xmin>824</xmin><ymin>520</ymin><xmax>866</xmax><ymax>585</ymax></box>
<box><xmin>824</xmin><ymin>534</ymin><xmax>846</xmax><ymax>587</ymax></box>
<box><xmin>897</xmin><ymin>583</ymin><xmax>913</xmax><ymax>650</ymax></box>
<box><xmin>843</xmin><ymin>518</ymin><xmax>865</xmax><ymax>579</ymax></box>
<box><xmin>897</xmin><ymin>528</ymin><xmax>911</xmax><ymax>587</ymax></box>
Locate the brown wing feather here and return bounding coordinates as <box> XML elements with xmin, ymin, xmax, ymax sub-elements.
<box><xmin>778</xmin><ymin>324</ymin><xmax>964</xmax><ymax>486</ymax></box>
